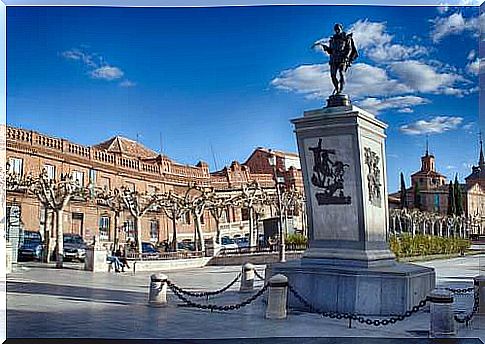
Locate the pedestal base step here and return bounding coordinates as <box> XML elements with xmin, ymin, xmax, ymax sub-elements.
<box><xmin>267</xmin><ymin>259</ymin><xmax>436</xmax><ymax>316</ymax></box>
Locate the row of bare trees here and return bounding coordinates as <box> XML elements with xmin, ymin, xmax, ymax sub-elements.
<box><xmin>6</xmin><ymin>168</ymin><xmax>305</xmax><ymax>268</ymax></box>
<box><xmin>389</xmin><ymin>208</ymin><xmax>481</xmax><ymax>238</ymax></box>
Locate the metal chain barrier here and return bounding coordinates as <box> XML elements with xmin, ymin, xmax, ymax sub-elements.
<box><xmin>445</xmin><ymin>287</ymin><xmax>475</xmax><ymax>294</ymax></box>
<box><xmin>254</xmin><ymin>270</ymin><xmax>265</xmax><ymax>281</ymax></box>
<box><xmin>167</xmin><ymin>280</ymin><xmax>270</xmax><ymax>312</ymax></box>
<box><xmin>454</xmin><ymin>288</ymin><xmax>480</xmax><ymax>324</ymax></box>
<box><xmin>288</xmin><ymin>284</ymin><xmax>429</xmax><ymax>327</ymax></box>
<box><xmin>167</xmin><ymin>273</ymin><xmax>242</xmax><ymax>298</ymax></box>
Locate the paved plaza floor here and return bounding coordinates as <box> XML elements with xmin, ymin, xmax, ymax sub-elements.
<box><xmin>4</xmin><ymin>254</ymin><xmax>485</xmax><ymax>341</ymax></box>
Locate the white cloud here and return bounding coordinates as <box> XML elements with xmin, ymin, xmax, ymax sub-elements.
<box><xmin>348</xmin><ymin>20</ymin><xmax>427</xmax><ymax>63</ymax></box>
<box><xmin>430</xmin><ymin>12</ymin><xmax>480</xmax><ymax>43</ymax></box>
<box><xmin>437</xmin><ymin>5</ymin><xmax>449</xmax><ymax>14</ymax></box>
<box><xmin>62</xmin><ymin>47</ymin><xmax>133</xmax><ymax>84</ymax></box>
<box><xmin>356</xmin><ymin>96</ymin><xmax>429</xmax><ymax>114</ymax></box>
<box><xmin>366</xmin><ymin>44</ymin><xmax>427</xmax><ymax>63</ymax></box>
<box><xmin>462</xmin><ymin>122</ymin><xmax>475</xmax><ymax>130</ymax></box>
<box><xmin>466</xmin><ymin>58</ymin><xmax>481</xmax><ymax>75</ymax></box>
<box><xmin>467</xmin><ymin>50</ymin><xmax>476</xmax><ymax>60</ymax></box>
<box><xmin>400</xmin><ymin>116</ymin><xmax>463</xmax><ymax>135</ymax></box>
<box><xmin>119</xmin><ymin>80</ymin><xmax>136</xmax><ymax>87</ymax></box>
<box><xmin>90</xmin><ymin>66</ymin><xmax>124</xmax><ymax>80</ymax></box>
<box><xmin>61</xmin><ymin>49</ymin><xmax>100</xmax><ymax>68</ymax></box>
<box><xmin>271</xmin><ymin>63</ymin><xmax>409</xmax><ymax>100</ymax></box>
<box><xmin>391</xmin><ymin>60</ymin><xmax>470</xmax><ymax>96</ymax></box>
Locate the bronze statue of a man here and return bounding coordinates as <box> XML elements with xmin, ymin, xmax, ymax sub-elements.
<box><xmin>312</xmin><ymin>23</ymin><xmax>358</xmax><ymax>95</ymax></box>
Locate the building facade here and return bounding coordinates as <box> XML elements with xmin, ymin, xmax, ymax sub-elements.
<box><xmin>390</xmin><ymin>144</ymin><xmax>485</xmax><ymax>235</ymax></box>
<box><xmin>6</xmin><ymin>126</ymin><xmax>305</xmax><ymax>247</ymax></box>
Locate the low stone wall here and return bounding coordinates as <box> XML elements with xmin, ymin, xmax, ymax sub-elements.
<box><xmin>131</xmin><ymin>257</ymin><xmax>212</xmax><ymax>272</ymax></box>
<box><xmin>207</xmin><ymin>252</ymin><xmax>303</xmax><ymax>266</ymax></box>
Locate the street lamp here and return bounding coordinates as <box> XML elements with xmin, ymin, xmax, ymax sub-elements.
<box><xmin>268</xmin><ymin>153</ymin><xmax>286</xmax><ymax>263</ymax></box>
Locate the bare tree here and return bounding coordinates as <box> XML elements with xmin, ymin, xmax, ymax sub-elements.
<box><xmin>236</xmin><ymin>181</ymin><xmax>267</xmax><ymax>247</ymax></box>
<box><xmin>159</xmin><ymin>191</ymin><xmax>188</xmax><ymax>251</ymax></box>
<box><xmin>120</xmin><ymin>186</ymin><xmax>160</xmax><ymax>253</ymax></box>
<box><xmin>94</xmin><ymin>187</ymin><xmax>125</xmax><ymax>250</ymax></box>
<box><xmin>184</xmin><ymin>183</ymin><xmax>212</xmax><ymax>253</ymax></box>
<box><xmin>26</xmin><ymin>170</ymin><xmax>87</xmax><ymax>268</ymax></box>
<box><xmin>208</xmin><ymin>191</ymin><xmax>238</xmax><ymax>244</ymax></box>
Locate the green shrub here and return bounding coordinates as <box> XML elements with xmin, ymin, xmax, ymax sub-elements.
<box><xmin>285</xmin><ymin>233</ymin><xmax>308</xmax><ymax>245</ymax></box>
<box><xmin>389</xmin><ymin>234</ymin><xmax>470</xmax><ymax>258</ymax></box>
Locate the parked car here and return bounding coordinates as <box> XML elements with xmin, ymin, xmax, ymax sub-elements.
<box><xmin>63</xmin><ymin>234</ymin><xmax>87</xmax><ymax>262</ymax></box>
<box><xmin>177</xmin><ymin>241</ymin><xmax>195</xmax><ymax>251</ymax></box>
<box><xmin>142</xmin><ymin>242</ymin><xmax>160</xmax><ymax>256</ymax></box>
<box><xmin>18</xmin><ymin>230</ymin><xmax>44</xmax><ymax>261</ymax></box>
<box><xmin>235</xmin><ymin>237</ymin><xmax>249</xmax><ymax>248</ymax></box>
<box><xmin>220</xmin><ymin>236</ymin><xmax>239</xmax><ymax>250</ymax></box>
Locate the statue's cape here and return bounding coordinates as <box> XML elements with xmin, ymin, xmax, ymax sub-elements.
<box><xmin>348</xmin><ymin>33</ymin><xmax>358</xmax><ymax>64</ymax></box>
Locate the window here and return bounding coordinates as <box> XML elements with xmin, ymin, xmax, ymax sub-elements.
<box><xmin>221</xmin><ymin>208</ymin><xmax>229</xmax><ymax>223</ymax></box>
<box><xmin>124</xmin><ymin>219</ymin><xmax>135</xmax><ymax>239</ymax></box>
<box><xmin>434</xmin><ymin>194</ymin><xmax>440</xmax><ymax>212</ymax></box>
<box><xmin>44</xmin><ymin>164</ymin><xmax>55</xmax><ymax>180</ymax></box>
<box><xmin>72</xmin><ymin>171</ymin><xmax>84</xmax><ymax>187</ymax></box>
<box><xmin>182</xmin><ymin>212</ymin><xmax>191</xmax><ymax>225</ymax></box>
<box><xmin>8</xmin><ymin>157</ymin><xmax>23</xmax><ymax>175</ymax></box>
<box><xmin>147</xmin><ymin>185</ymin><xmax>159</xmax><ymax>194</ymax></box>
<box><xmin>99</xmin><ymin>216</ymin><xmax>110</xmax><ymax>241</ymax></box>
<box><xmin>100</xmin><ymin>177</ymin><xmax>111</xmax><ymax>190</ymax></box>
<box><xmin>125</xmin><ymin>181</ymin><xmax>136</xmax><ymax>191</ymax></box>
<box><xmin>89</xmin><ymin>169</ymin><xmax>97</xmax><ymax>184</ymax></box>
<box><xmin>241</xmin><ymin>208</ymin><xmax>249</xmax><ymax>221</ymax></box>
<box><xmin>150</xmin><ymin>219</ymin><xmax>159</xmax><ymax>242</ymax></box>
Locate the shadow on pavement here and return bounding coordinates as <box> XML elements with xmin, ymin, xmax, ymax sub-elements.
<box><xmin>7</xmin><ymin>281</ymin><xmax>145</xmax><ymax>305</ymax></box>
<box><xmin>4</xmin><ymin>337</ymin><xmax>485</xmax><ymax>344</ymax></box>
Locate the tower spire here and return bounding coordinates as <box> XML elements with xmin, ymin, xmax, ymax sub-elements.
<box><xmin>425</xmin><ymin>135</ymin><xmax>429</xmax><ymax>156</ymax></box>
<box><xmin>479</xmin><ymin>131</ymin><xmax>484</xmax><ymax>166</ymax></box>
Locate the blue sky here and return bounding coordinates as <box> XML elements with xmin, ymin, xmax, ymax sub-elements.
<box><xmin>7</xmin><ymin>5</ymin><xmax>481</xmax><ymax>192</ymax></box>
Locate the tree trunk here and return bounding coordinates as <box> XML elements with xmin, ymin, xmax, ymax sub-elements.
<box><xmin>248</xmin><ymin>207</ymin><xmax>254</xmax><ymax>247</ymax></box>
<box><xmin>284</xmin><ymin>209</ymin><xmax>289</xmax><ymax>239</ymax></box>
<box><xmin>55</xmin><ymin>209</ymin><xmax>64</xmax><ymax>268</ymax></box>
<box><xmin>136</xmin><ymin>216</ymin><xmax>142</xmax><ymax>254</ymax></box>
<box><xmin>44</xmin><ymin>208</ymin><xmax>51</xmax><ymax>263</ymax></box>
<box><xmin>215</xmin><ymin>218</ymin><xmax>221</xmax><ymax>244</ymax></box>
<box><xmin>171</xmin><ymin>216</ymin><xmax>177</xmax><ymax>252</ymax></box>
<box><xmin>193</xmin><ymin>219</ymin><xmax>198</xmax><ymax>252</ymax></box>
<box><xmin>113</xmin><ymin>212</ymin><xmax>119</xmax><ymax>250</ymax></box>
<box><xmin>195</xmin><ymin>216</ymin><xmax>205</xmax><ymax>253</ymax></box>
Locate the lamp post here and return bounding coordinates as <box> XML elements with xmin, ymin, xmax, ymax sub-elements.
<box><xmin>268</xmin><ymin>153</ymin><xmax>286</xmax><ymax>263</ymax></box>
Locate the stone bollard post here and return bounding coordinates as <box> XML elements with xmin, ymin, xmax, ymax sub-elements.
<box><xmin>429</xmin><ymin>289</ymin><xmax>455</xmax><ymax>337</ymax></box>
<box><xmin>5</xmin><ymin>241</ymin><xmax>12</xmax><ymax>274</ymax></box>
<box><xmin>474</xmin><ymin>275</ymin><xmax>485</xmax><ymax>315</ymax></box>
<box><xmin>265</xmin><ymin>274</ymin><xmax>288</xmax><ymax>319</ymax></box>
<box><xmin>148</xmin><ymin>273</ymin><xmax>168</xmax><ymax>307</ymax></box>
<box><xmin>240</xmin><ymin>262</ymin><xmax>255</xmax><ymax>293</ymax></box>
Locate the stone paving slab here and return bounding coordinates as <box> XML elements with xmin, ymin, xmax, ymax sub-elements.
<box><xmin>5</xmin><ymin>255</ymin><xmax>485</xmax><ymax>340</ymax></box>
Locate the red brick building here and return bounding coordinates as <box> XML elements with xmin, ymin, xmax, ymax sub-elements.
<box><xmin>6</xmin><ymin>126</ymin><xmax>306</xmax><ymax>246</ymax></box>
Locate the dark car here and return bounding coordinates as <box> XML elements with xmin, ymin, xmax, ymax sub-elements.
<box><xmin>177</xmin><ymin>241</ymin><xmax>195</xmax><ymax>251</ymax></box>
<box><xmin>18</xmin><ymin>230</ymin><xmax>44</xmax><ymax>261</ymax></box>
<box><xmin>63</xmin><ymin>234</ymin><xmax>87</xmax><ymax>262</ymax></box>
<box><xmin>141</xmin><ymin>242</ymin><xmax>160</xmax><ymax>258</ymax></box>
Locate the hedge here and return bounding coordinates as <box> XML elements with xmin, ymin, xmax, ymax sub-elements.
<box><xmin>389</xmin><ymin>234</ymin><xmax>471</xmax><ymax>258</ymax></box>
<box><xmin>286</xmin><ymin>233</ymin><xmax>308</xmax><ymax>245</ymax></box>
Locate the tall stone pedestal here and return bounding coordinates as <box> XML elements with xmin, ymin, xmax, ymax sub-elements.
<box><xmin>267</xmin><ymin>103</ymin><xmax>435</xmax><ymax>315</ymax></box>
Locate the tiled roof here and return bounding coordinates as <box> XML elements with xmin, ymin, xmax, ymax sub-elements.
<box><xmin>93</xmin><ymin>136</ymin><xmax>158</xmax><ymax>158</ymax></box>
